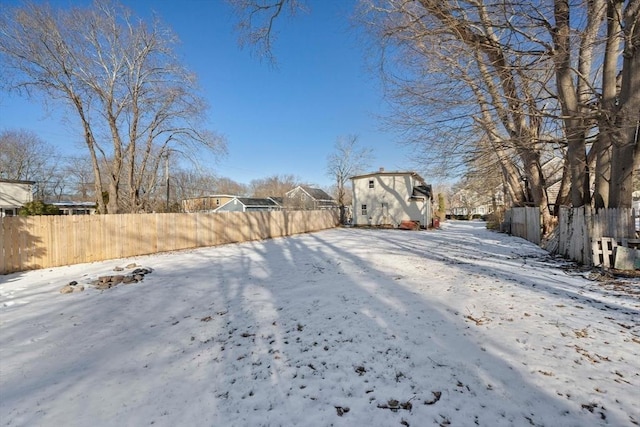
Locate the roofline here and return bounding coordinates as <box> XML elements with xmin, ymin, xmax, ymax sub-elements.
<box><xmin>237</xmin><ymin>197</ymin><xmax>280</xmax><ymax>206</ymax></box>
<box><xmin>48</xmin><ymin>201</ymin><xmax>97</xmax><ymax>206</ymax></box>
<box><xmin>0</xmin><ymin>179</ymin><xmax>36</xmax><ymax>185</ymax></box>
<box><xmin>181</xmin><ymin>195</ymin><xmax>239</xmax><ymax>202</ymax></box>
<box><xmin>350</xmin><ymin>171</ymin><xmax>426</xmax><ymax>182</ymax></box>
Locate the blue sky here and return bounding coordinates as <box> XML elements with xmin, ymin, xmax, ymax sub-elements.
<box><xmin>0</xmin><ymin>0</ymin><xmax>416</xmax><ymax>189</ymax></box>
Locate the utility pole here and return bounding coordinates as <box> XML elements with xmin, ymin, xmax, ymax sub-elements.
<box><xmin>165</xmin><ymin>151</ymin><xmax>170</xmax><ymax>212</ymax></box>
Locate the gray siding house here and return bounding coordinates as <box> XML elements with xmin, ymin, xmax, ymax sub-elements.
<box><xmin>285</xmin><ymin>186</ymin><xmax>337</xmax><ymax>210</ymax></box>
<box><xmin>215</xmin><ymin>197</ymin><xmax>282</xmax><ymax>213</ymax></box>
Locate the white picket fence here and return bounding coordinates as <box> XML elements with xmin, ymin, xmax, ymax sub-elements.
<box><xmin>557</xmin><ymin>207</ymin><xmax>638</xmax><ymax>265</ymax></box>
<box><xmin>506</xmin><ymin>206</ymin><xmax>638</xmax><ymax>265</ymax></box>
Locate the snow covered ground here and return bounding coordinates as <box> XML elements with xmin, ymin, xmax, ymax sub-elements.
<box><xmin>1</xmin><ymin>221</ymin><xmax>639</xmax><ymax>427</ymax></box>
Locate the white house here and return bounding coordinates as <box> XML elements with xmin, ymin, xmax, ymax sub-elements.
<box><xmin>0</xmin><ymin>179</ymin><xmax>35</xmax><ymax>217</ymax></box>
<box><xmin>49</xmin><ymin>201</ymin><xmax>97</xmax><ymax>215</ymax></box>
<box><xmin>350</xmin><ymin>169</ymin><xmax>433</xmax><ymax>228</ymax></box>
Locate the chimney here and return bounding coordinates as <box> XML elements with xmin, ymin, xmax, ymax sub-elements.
<box><xmin>379</xmin><ymin>167</ymin><xmax>385</xmax><ymax>172</ymax></box>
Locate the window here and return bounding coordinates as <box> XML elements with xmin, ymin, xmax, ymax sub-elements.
<box><xmin>361</xmin><ymin>204</ymin><xmax>367</xmax><ymax>215</ymax></box>
<box><xmin>368</xmin><ymin>180</ymin><xmax>374</xmax><ymax>188</ymax></box>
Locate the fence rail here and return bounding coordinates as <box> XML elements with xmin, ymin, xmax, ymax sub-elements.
<box><xmin>0</xmin><ymin>210</ymin><xmax>339</xmax><ymax>275</ymax></box>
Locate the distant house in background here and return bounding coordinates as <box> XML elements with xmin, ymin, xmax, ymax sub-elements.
<box><xmin>449</xmin><ymin>156</ymin><xmax>565</xmax><ymax>217</ymax></box>
<box><xmin>181</xmin><ymin>195</ymin><xmax>282</xmax><ymax>213</ymax></box>
<box><xmin>350</xmin><ymin>169</ymin><xmax>433</xmax><ymax>228</ymax></box>
<box><xmin>182</xmin><ymin>195</ymin><xmax>237</xmax><ymax>213</ymax></box>
<box><xmin>215</xmin><ymin>197</ymin><xmax>282</xmax><ymax>213</ymax></box>
<box><xmin>0</xmin><ymin>179</ymin><xmax>35</xmax><ymax>217</ymax></box>
<box><xmin>50</xmin><ymin>201</ymin><xmax>97</xmax><ymax>215</ymax></box>
<box><xmin>270</xmin><ymin>197</ymin><xmax>284</xmax><ymax>208</ymax></box>
<box><xmin>285</xmin><ymin>186</ymin><xmax>337</xmax><ymax>210</ymax></box>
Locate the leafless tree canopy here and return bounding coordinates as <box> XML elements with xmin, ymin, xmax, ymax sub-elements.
<box><xmin>227</xmin><ymin>0</ymin><xmax>308</xmax><ymax>63</ymax></box>
<box><xmin>326</xmin><ymin>135</ymin><xmax>373</xmax><ymax>223</ymax></box>
<box><xmin>249</xmin><ymin>174</ymin><xmax>300</xmax><ymax>197</ymax></box>
<box><xmin>354</xmin><ymin>0</ymin><xmax>640</xmax><ymax>229</ymax></box>
<box><xmin>0</xmin><ymin>129</ymin><xmax>63</xmax><ymax>199</ymax></box>
<box><xmin>0</xmin><ymin>0</ymin><xmax>227</xmax><ymax>213</ymax></box>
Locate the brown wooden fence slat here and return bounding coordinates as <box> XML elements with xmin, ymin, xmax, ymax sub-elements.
<box><xmin>0</xmin><ymin>210</ymin><xmax>339</xmax><ymax>275</ymax></box>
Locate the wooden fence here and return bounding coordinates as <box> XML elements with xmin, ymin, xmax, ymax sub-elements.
<box><xmin>504</xmin><ymin>206</ymin><xmax>638</xmax><ymax>265</ymax></box>
<box><xmin>504</xmin><ymin>207</ymin><xmax>541</xmax><ymax>245</ymax></box>
<box><xmin>0</xmin><ymin>209</ymin><xmax>339</xmax><ymax>274</ymax></box>
<box><xmin>557</xmin><ymin>207</ymin><xmax>637</xmax><ymax>265</ymax></box>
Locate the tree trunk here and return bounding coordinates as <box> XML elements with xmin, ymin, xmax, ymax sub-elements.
<box><xmin>593</xmin><ymin>0</ymin><xmax>621</xmax><ymax>208</ymax></box>
<box><xmin>552</xmin><ymin>0</ymin><xmax>590</xmax><ymax>207</ymax></box>
<box><xmin>520</xmin><ymin>148</ymin><xmax>553</xmax><ymax>234</ymax></box>
<box><xmin>609</xmin><ymin>1</ymin><xmax>640</xmax><ymax>208</ymax></box>
<box><xmin>554</xmin><ymin>158</ymin><xmax>571</xmax><ymax>216</ymax></box>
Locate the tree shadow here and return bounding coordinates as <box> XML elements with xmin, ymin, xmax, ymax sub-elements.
<box><xmin>0</xmin><ymin>224</ymin><xmax>634</xmax><ymax>426</ymax></box>
<box><xmin>374</xmin><ymin>221</ymin><xmax>639</xmax><ymax>315</ymax></box>
<box><xmin>1</xmin><ymin>216</ymin><xmax>46</xmax><ymax>276</ymax></box>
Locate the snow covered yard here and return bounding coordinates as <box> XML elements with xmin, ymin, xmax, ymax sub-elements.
<box><xmin>1</xmin><ymin>221</ymin><xmax>638</xmax><ymax>427</ymax></box>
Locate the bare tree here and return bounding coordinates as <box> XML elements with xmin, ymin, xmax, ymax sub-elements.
<box><xmin>607</xmin><ymin>0</ymin><xmax>640</xmax><ymax>208</ymax></box>
<box><xmin>223</xmin><ymin>0</ymin><xmax>640</xmax><ymax>212</ymax></box>
<box><xmin>0</xmin><ymin>129</ymin><xmax>59</xmax><ymax>199</ymax></box>
<box><xmin>62</xmin><ymin>157</ymin><xmax>96</xmax><ymax>201</ymax></box>
<box><xmin>358</xmin><ymin>0</ymin><xmax>558</xmax><ymax>231</ymax></box>
<box><xmin>249</xmin><ymin>174</ymin><xmax>299</xmax><ymax>198</ymax></box>
<box><xmin>0</xmin><ymin>1</ymin><xmax>226</xmax><ymax>213</ymax></box>
<box><xmin>326</xmin><ymin>135</ymin><xmax>373</xmax><ymax>224</ymax></box>
<box><xmin>214</xmin><ymin>177</ymin><xmax>248</xmax><ymax>196</ymax></box>
<box><xmin>0</xmin><ymin>129</ymin><xmax>55</xmax><ymax>180</ymax></box>
<box><xmin>228</xmin><ymin>0</ymin><xmax>307</xmax><ymax>63</ymax></box>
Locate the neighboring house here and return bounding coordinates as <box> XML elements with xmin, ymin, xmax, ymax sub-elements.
<box><xmin>450</xmin><ymin>157</ymin><xmax>565</xmax><ymax>216</ymax></box>
<box><xmin>270</xmin><ymin>197</ymin><xmax>284</xmax><ymax>208</ymax></box>
<box><xmin>182</xmin><ymin>195</ymin><xmax>237</xmax><ymax>213</ymax></box>
<box><xmin>285</xmin><ymin>186</ymin><xmax>337</xmax><ymax>210</ymax></box>
<box><xmin>50</xmin><ymin>201</ymin><xmax>97</xmax><ymax>215</ymax></box>
<box><xmin>215</xmin><ymin>197</ymin><xmax>282</xmax><ymax>213</ymax></box>
<box><xmin>350</xmin><ymin>169</ymin><xmax>433</xmax><ymax>228</ymax></box>
<box><xmin>0</xmin><ymin>179</ymin><xmax>35</xmax><ymax>217</ymax></box>
<box><xmin>541</xmin><ymin>156</ymin><xmax>564</xmax><ymax>210</ymax></box>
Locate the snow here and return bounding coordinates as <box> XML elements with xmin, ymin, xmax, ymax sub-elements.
<box><xmin>1</xmin><ymin>220</ymin><xmax>639</xmax><ymax>427</ymax></box>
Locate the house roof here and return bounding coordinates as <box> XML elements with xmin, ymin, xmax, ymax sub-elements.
<box><xmin>350</xmin><ymin>170</ymin><xmax>426</xmax><ymax>183</ymax></box>
<box><xmin>182</xmin><ymin>194</ymin><xmax>237</xmax><ymax>201</ymax></box>
<box><xmin>49</xmin><ymin>201</ymin><xmax>97</xmax><ymax>208</ymax></box>
<box><xmin>0</xmin><ymin>179</ymin><xmax>36</xmax><ymax>185</ymax></box>
<box><xmin>270</xmin><ymin>197</ymin><xmax>284</xmax><ymax>206</ymax></box>
<box><xmin>412</xmin><ymin>185</ymin><xmax>432</xmax><ymax>199</ymax></box>
<box><xmin>287</xmin><ymin>186</ymin><xmax>335</xmax><ymax>202</ymax></box>
<box><xmin>237</xmin><ymin>197</ymin><xmax>280</xmax><ymax>207</ymax></box>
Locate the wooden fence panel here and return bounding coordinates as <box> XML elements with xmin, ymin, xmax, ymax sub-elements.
<box><xmin>0</xmin><ymin>209</ymin><xmax>339</xmax><ymax>274</ymax></box>
<box><xmin>507</xmin><ymin>207</ymin><xmax>541</xmax><ymax>245</ymax></box>
<box><xmin>557</xmin><ymin>207</ymin><xmax>637</xmax><ymax>265</ymax></box>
